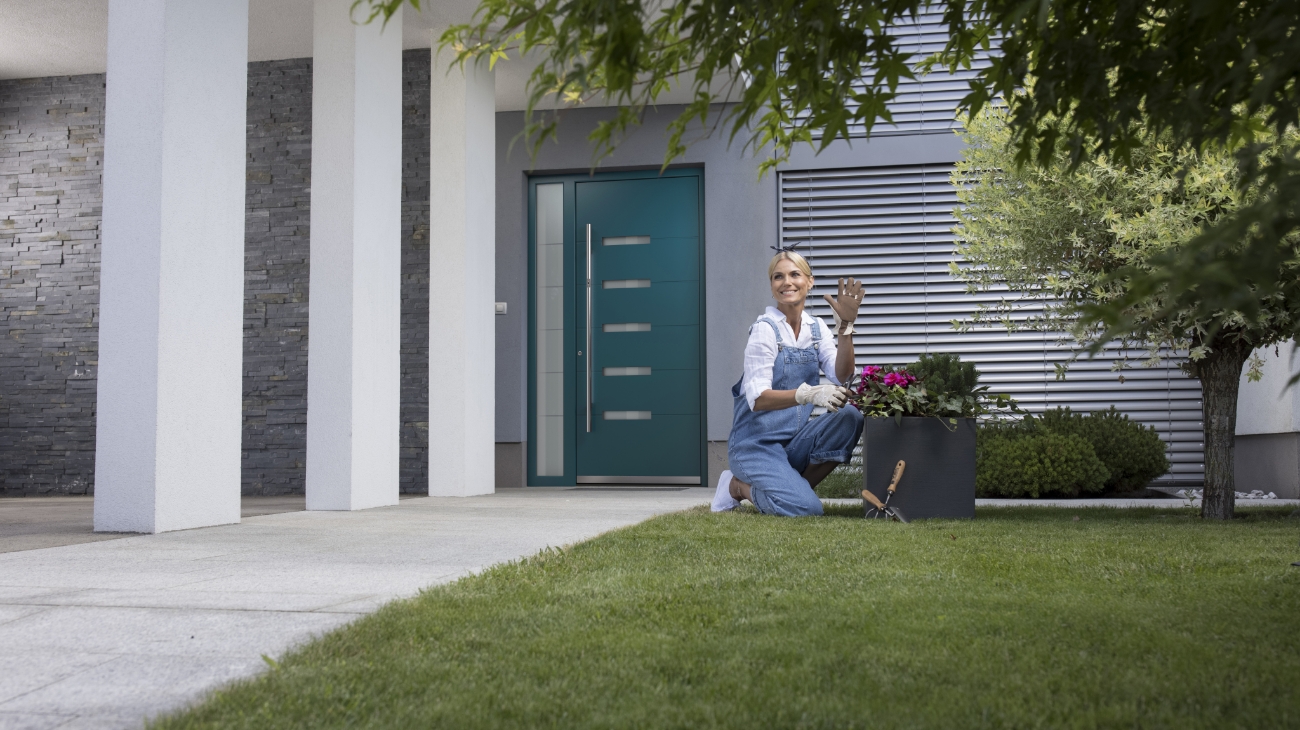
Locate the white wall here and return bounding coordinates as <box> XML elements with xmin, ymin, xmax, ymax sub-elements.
<box><xmin>1237</xmin><ymin>340</ymin><xmax>1300</xmax><ymax>436</ymax></box>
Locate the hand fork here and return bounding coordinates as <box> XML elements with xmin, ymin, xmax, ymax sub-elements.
<box><xmin>863</xmin><ymin>460</ymin><xmax>908</xmax><ymax>522</ymax></box>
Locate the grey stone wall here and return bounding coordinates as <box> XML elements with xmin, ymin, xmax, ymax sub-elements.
<box><xmin>241</xmin><ymin>59</ymin><xmax>313</xmax><ymax>496</ymax></box>
<box><xmin>0</xmin><ymin>74</ymin><xmax>104</xmax><ymax>496</ymax></box>
<box><xmin>0</xmin><ymin>52</ymin><xmax>434</xmax><ymax>496</ymax></box>
<box><xmin>400</xmin><ymin>50</ymin><xmax>431</xmax><ymax>494</ymax></box>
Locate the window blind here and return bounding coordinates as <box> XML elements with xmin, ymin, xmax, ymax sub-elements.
<box><xmin>797</xmin><ymin>8</ymin><xmax>994</xmax><ymax>138</ymax></box>
<box><xmin>781</xmin><ymin>165</ymin><xmax>1205</xmax><ymax>485</ymax></box>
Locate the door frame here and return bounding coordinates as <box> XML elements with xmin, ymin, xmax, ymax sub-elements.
<box><xmin>525</xmin><ymin>167</ymin><xmax>707</xmax><ymax>486</ymax></box>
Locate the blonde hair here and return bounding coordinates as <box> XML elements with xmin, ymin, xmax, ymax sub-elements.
<box><xmin>768</xmin><ymin>250</ymin><xmax>813</xmax><ymax>280</ymax></box>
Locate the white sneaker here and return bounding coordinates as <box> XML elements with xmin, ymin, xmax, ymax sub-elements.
<box><xmin>711</xmin><ymin>469</ymin><xmax>740</xmax><ymax>512</ymax></box>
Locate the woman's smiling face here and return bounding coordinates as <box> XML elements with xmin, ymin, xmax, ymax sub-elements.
<box><xmin>770</xmin><ymin>257</ymin><xmax>812</xmax><ymax>306</ymax></box>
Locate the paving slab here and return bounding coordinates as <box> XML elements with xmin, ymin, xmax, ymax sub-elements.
<box><xmin>0</xmin><ymin>498</ymin><xmax>128</xmax><ymax>554</ymax></box>
<box><xmin>0</xmin><ymin>712</ymin><xmax>78</xmax><ymax>730</ymax></box>
<box><xmin>0</xmin><ymin>651</ymin><xmax>120</xmax><ymax>705</ymax></box>
<box><xmin>0</xmin><ymin>487</ymin><xmax>710</xmax><ymax>729</ymax></box>
<box><xmin>0</xmin><ymin>496</ymin><xmax>310</xmax><ymax>554</ymax></box>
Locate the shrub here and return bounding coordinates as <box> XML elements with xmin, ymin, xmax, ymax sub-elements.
<box><xmin>976</xmin><ymin>431</ymin><xmax>1110</xmax><ymax>498</ymax></box>
<box><xmin>1038</xmin><ymin>407</ymin><xmax>1170</xmax><ymax>492</ymax></box>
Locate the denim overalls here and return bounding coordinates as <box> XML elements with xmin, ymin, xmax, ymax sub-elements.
<box><xmin>728</xmin><ymin>317</ymin><xmax>864</xmax><ymax>517</ymax></box>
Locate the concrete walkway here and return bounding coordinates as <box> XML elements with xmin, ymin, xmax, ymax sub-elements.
<box><xmin>0</xmin><ymin>488</ymin><xmax>710</xmax><ymax>730</ymax></box>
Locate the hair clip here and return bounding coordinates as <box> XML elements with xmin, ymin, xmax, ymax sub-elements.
<box><xmin>770</xmin><ymin>242</ymin><xmax>802</xmax><ymax>253</ymax></box>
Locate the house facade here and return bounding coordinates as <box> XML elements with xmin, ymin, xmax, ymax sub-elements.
<box><xmin>1</xmin><ymin>0</ymin><xmax>1295</xmax><ymax>532</ymax></box>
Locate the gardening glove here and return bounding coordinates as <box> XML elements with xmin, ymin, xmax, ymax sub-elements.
<box><xmin>823</xmin><ymin>278</ymin><xmax>865</xmax><ymax>336</ymax></box>
<box><xmin>795</xmin><ymin>383</ymin><xmax>848</xmax><ymax>411</ymax></box>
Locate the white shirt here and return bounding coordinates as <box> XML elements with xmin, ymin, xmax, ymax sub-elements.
<box><xmin>741</xmin><ymin>306</ymin><xmax>841</xmax><ymax>411</ymax></box>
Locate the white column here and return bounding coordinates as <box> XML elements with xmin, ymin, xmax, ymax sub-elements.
<box><xmin>94</xmin><ymin>0</ymin><xmax>249</xmax><ymax>533</ymax></box>
<box><xmin>428</xmin><ymin>49</ymin><xmax>496</xmax><ymax>496</ymax></box>
<box><xmin>305</xmin><ymin>0</ymin><xmax>403</xmax><ymax>510</ymax></box>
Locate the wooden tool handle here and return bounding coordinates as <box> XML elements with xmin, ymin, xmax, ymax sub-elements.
<box><xmin>887</xmin><ymin>460</ymin><xmax>906</xmax><ymax>493</ymax></box>
<box><xmin>862</xmin><ymin>489</ymin><xmax>886</xmax><ymax>509</ymax></box>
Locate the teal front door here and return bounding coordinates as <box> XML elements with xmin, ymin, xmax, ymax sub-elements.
<box><xmin>528</xmin><ymin>170</ymin><xmax>705</xmax><ymax>485</ymax></box>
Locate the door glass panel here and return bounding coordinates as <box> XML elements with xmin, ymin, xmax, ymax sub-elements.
<box><xmin>605</xmin><ymin>411</ymin><xmax>652</xmax><ymax>420</ymax></box>
<box><xmin>604</xmin><ymin>367</ymin><xmax>652</xmax><ymax>376</ymax></box>
<box><xmin>603</xmin><ymin>235</ymin><xmax>651</xmax><ymax>246</ymax></box>
<box><xmin>603</xmin><ymin>322</ymin><xmax>651</xmax><ymax>332</ymax></box>
<box><xmin>535</xmin><ymin>183</ymin><xmax>565</xmax><ymax>476</ymax></box>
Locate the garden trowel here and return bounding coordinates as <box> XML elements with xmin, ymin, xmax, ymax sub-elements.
<box><xmin>863</xmin><ymin>460</ymin><xmax>908</xmax><ymax>522</ymax></box>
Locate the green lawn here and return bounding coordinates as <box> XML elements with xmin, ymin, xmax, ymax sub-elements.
<box><xmin>156</xmin><ymin>506</ymin><xmax>1300</xmax><ymax>729</ymax></box>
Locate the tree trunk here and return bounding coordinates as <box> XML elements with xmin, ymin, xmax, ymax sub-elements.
<box><xmin>1198</xmin><ymin>338</ymin><xmax>1252</xmax><ymax>520</ymax></box>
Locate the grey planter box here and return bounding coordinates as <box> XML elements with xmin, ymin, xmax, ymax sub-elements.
<box><xmin>862</xmin><ymin>417</ymin><xmax>976</xmax><ymax>519</ymax></box>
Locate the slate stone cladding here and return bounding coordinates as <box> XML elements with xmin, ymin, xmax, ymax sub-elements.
<box><xmin>0</xmin><ymin>53</ymin><xmax>435</xmax><ymax>496</ymax></box>
<box><xmin>0</xmin><ymin>74</ymin><xmax>105</xmax><ymax>496</ymax></box>
<box><xmin>241</xmin><ymin>59</ymin><xmax>313</xmax><ymax>496</ymax></box>
<box><xmin>400</xmin><ymin>50</ymin><xmax>431</xmax><ymax>495</ymax></box>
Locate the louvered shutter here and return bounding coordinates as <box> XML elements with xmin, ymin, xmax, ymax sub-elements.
<box><xmin>800</xmin><ymin>8</ymin><xmax>994</xmax><ymax>138</ymax></box>
<box><xmin>781</xmin><ymin>165</ymin><xmax>1205</xmax><ymax>486</ymax></box>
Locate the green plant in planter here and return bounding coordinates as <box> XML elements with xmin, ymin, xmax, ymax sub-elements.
<box><xmin>850</xmin><ymin>355</ymin><xmax>1020</xmax><ymax>423</ymax></box>
<box><xmin>851</xmin><ymin>365</ymin><xmax>928</xmax><ymax>421</ymax></box>
<box><xmin>908</xmin><ymin>353</ymin><xmax>978</xmax><ymax>403</ymax></box>
<box><xmin>1038</xmin><ymin>407</ymin><xmax>1170</xmax><ymax>492</ymax></box>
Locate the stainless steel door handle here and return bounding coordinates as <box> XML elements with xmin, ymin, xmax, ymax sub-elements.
<box><xmin>585</xmin><ymin>223</ymin><xmax>593</xmax><ymax>433</ymax></box>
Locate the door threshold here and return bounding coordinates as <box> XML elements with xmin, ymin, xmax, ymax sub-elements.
<box><xmin>575</xmin><ymin>476</ymin><xmax>701</xmax><ymax>485</ymax></box>
<box><xmin>568</xmin><ymin>487</ymin><xmax>690</xmax><ymax>492</ymax></box>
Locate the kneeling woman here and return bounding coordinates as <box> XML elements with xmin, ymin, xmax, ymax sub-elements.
<box><xmin>713</xmin><ymin>249</ymin><xmax>865</xmax><ymax>516</ymax></box>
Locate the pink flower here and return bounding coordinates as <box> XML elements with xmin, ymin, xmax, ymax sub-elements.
<box><xmin>881</xmin><ymin>369</ymin><xmax>918</xmax><ymax>388</ymax></box>
<box><xmin>862</xmin><ymin>365</ymin><xmax>883</xmax><ymax>380</ymax></box>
